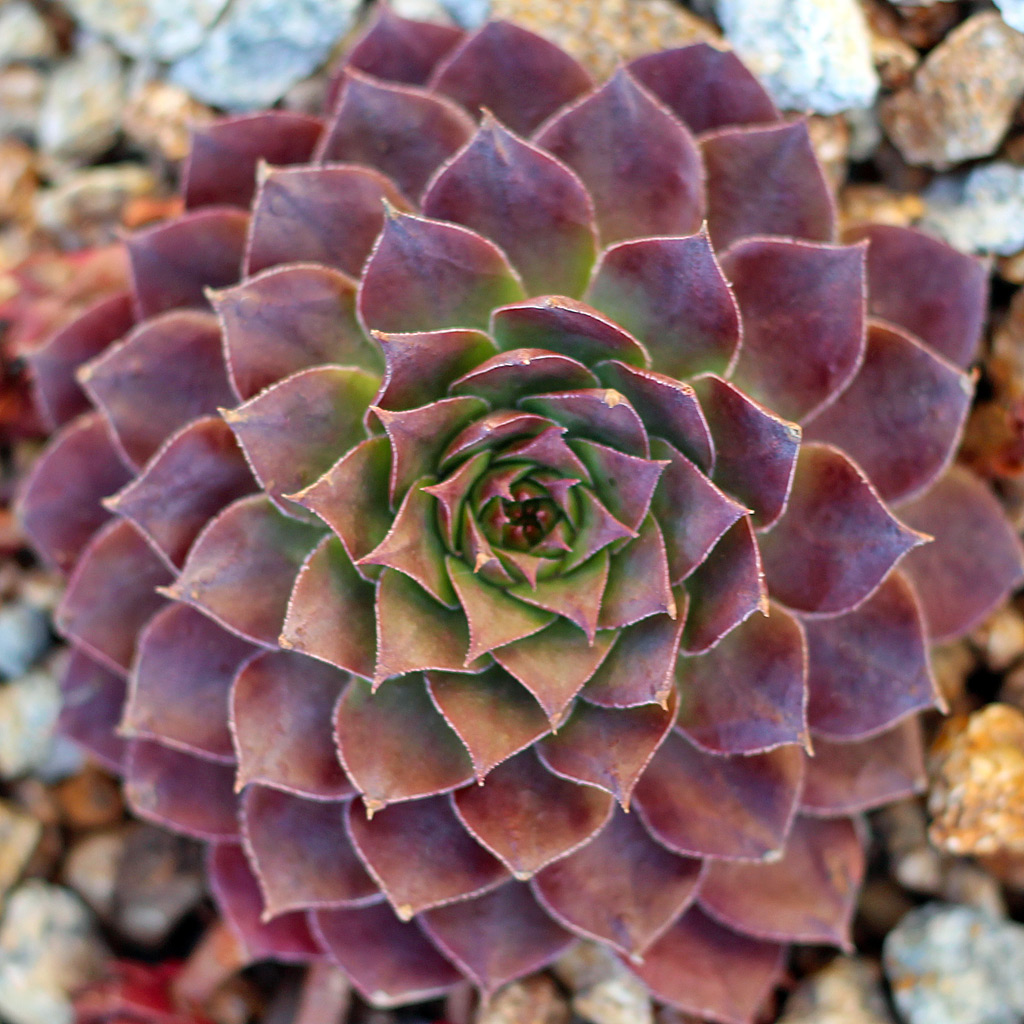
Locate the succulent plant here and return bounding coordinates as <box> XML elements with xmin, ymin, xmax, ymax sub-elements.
<box><xmin>18</xmin><ymin>8</ymin><xmax>1024</xmax><ymax>1022</ymax></box>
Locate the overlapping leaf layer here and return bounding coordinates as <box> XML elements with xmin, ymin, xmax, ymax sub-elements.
<box><xmin>18</xmin><ymin>9</ymin><xmax>1024</xmax><ymax>1023</ymax></box>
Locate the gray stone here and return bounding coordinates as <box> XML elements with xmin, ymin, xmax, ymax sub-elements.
<box><xmin>994</xmin><ymin>1</ymin><xmax>1024</xmax><ymax>34</ymax></box>
<box><xmin>63</xmin><ymin>0</ymin><xmax>230</xmax><ymax>61</ymax></box>
<box><xmin>0</xmin><ymin>603</ymin><xmax>51</xmax><ymax>679</ymax></box>
<box><xmin>169</xmin><ymin>0</ymin><xmax>360</xmax><ymax>111</ymax></box>
<box><xmin>0</xmin><ymin>882</ymin><xmax>107</xmax><ymax>1024</ymax></box>
<box><xmin>713</xmin><ymin>0</ymin><xmax>878</xmax><ymax>114</ymax></box>
<box><xmin>0</xmin><ymin>669</ymin><xmax>61</xmax><ymax>779</ymax></box>
<box><xmin>779</xmin><ymin>957</ymin><xmax>895</xmax><ymax>1024</ymax></box>
<box><xmin>0</xmin><ymin>801</ymin><xmax>40</xmax><ymax>906</ymax></box>
<box><xmin>923</xmin><ymin>163</ymin><xmax>1024</xmax><ymax>257</ymax></box>
<box><xmin>438</xmin><ymin>0</ymin><xmax>490</xmax><ymax>27</ymax></box>
<box><xmin>553</xmin><ymin>941</ymin><xmax>653</xmax><ymax>1024</ymax></box>
<box><xmin>389</xmin><ymin>0</ymin><xmax>455</xmax><ymax>23</ymax></box>
<box><xmin>0</xmin><ymin>65</ymin><xmax>45</xmax><ymax>139</ymax></box>
<box><xmin>883</xmin><ymin>903</ymin><xmax>1024</xmax><ymax>1024</ymax></box>
<box><xmin>0</xmin><ymin>2</ymin><xmax>58</xmax><ymax>66</ymax></box>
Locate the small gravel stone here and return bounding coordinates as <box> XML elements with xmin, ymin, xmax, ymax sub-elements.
<box><xmin>971</xmin><ymin>604</ymin><xmax>1024</xmax><ymax>672</ymax></box>
<box><xmin>0</xmin><ymin>800</ymin><xmax>40</xmax><ymax>906</ymax></box>
<box><xmin>63</xmin><ymin>0</ymin><xmax>231</xmax><ymax>61</ymax></box>
<box><xmin>63</xmin><ymin>829</ymin><xmax>121</xmax><ymax>920</ymax></box>
<box><xmin>0</xmin><ymin>669</ymin><xmax>61</xmax><ymax>779</ymax></box>
<box><xmin>0</xmin><ymin>881</ymin><xmax>108</xmax><ymax>1024</ymax></box>
<box><xmin>388</xmin><ymin>0</ymin><xmax>454</xmax><ymax>23</ymax></box>
<box><xmin>883</xmin><ymin>904</ymin><xmax>1024</xmax><ymax>1024</ymax></box>
<box><xmin>169</xmin><ymin>0</ymin><xmax>361</xmax><ymax>111</ymax></box>
<box><xmin>122</xmin><ymin>80</ymin><xmax>215</xmax><ymax>162</ymax></box>
<box><xmin>0</xmin><ymin>602</ymin><xmax>50</xmax><ymax>679</ymax></box>
<box><xmin>839</xmin><ymin>184</ymin><xmax>925</xmax><ymax>232</ymax></box>
<box><xmin>994</xmin><ymin>0</ymin><xmax>1024</xmax><ymax>34</ymax></box>
<box><xmin>880</xmin><ymin>13</ymin><xmax>1024</xmax><ymax>169</ymax></box>
<box><xmin>0</xmin><ymin>2</ymin><xmax>58</xmax><ymax>66</ymax></box>
<box><xmin>714</xmin><ymin>0</ymin><xmax>878</xmax><ymax>114</ymax></box>
<box><xmin>37</xmin><ymin>39</ymin><xmax>126</xmax><ymax>163</ymax></box>
<box><xmin>0</xmin><ymin>65</ymin><xmax>45</xmax><ymax>139</ymax></box>
<box><xmin>574</xmin><ymin>971</ymin><xmax>653</xmax><ymax>1024</ymax></box>
<box><xmin>778</xmin><ymin>956</ymin><xmax>895</xmax><ymax>1024</ymax></box>
<box><xmin>0</xmin><ymin>139</ymin><xmax>37</xmax><ymax>224</ymax></box>
<box><xmin>438</xmin><ymin>0</ymin><xmax>490</xmax><ymax>27</ymax></box>
<box><xmin>477</xmin><ymin>975</ymin><xmax>569</xmax><ymax>1024</ymax></box>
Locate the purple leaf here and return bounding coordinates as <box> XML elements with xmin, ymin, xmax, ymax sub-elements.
<box><xmin>570</xmin><ymin>438</ymin><xmax>666</xmax><ymax>531</ymax></box>
<box><xmin>506</xmin><ymin>550</ymin><xmax>609</xmax><ymax>643</ymax></box>
<box><xmin>58</xmin><ymin>650</ymin><xmax>127</xmax><ymax>773</ymax></box>
<box><xmin>450</xmin><ymin>349</ymin><xmax>597</xmax><ymax>407</ymax></box>
<box><xmin>519</xmin><ymin>390</ymin><xmax>648</xmax><ymax>457</ymax></box>
<box><xmin>599</xmin><ymin>517</ymin><xmax>676</xmax><ymax>629</ymax></box>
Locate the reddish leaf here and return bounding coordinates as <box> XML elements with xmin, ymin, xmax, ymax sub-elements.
<box><xmin>520</xmin><ymin>390</ymin><xmax>648</xmax><ymax>457</ymax></box>
<box><xmin>58</xmin><ymin>650</ymin><xmax>127</xmax><ymax>773</ymax></box>
<box><xmin>570</xmin><ymin>439</ymin><xmax>665</xmax><ymax>532</ymax></box>
<box><xmin>599</xmin><ymin>517</ymin><xmax>676</xmax><ymax>629</ymax></box>
<box><xmin>450</xmin><ymin>349</ymin><xmax>597</xmax><ymax>407</ymax></box>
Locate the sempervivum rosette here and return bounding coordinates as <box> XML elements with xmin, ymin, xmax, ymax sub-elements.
<box><xmin>18</xmin><ymin>8</ymin><xmax>1024</xmax><ymax>1023</ymax></box>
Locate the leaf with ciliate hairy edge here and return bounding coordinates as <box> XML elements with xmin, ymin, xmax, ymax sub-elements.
<box><xmin>18</xmin><ymin>412</ymin><xmax>131</xmax><ymax>574</ymax></box>
<box><xmin>441</xmin><ymin>410</ymin><xmax>550</xmax><ymax>466</ymax></box>
<box><xmin>804</xmin><ymin>570</ymin><xmax>939</xmax><ymax>741</ymax></box>
<box><xmin>126</xmin><ymin>208</ymin><xmax>248</xmax><ymax>319</ymax></box>
<box><xmin>453</xmin><ymin>748</ymin><xmax>613</xmax><ymax>878</ymax></box>
<box><xmin>560</xmin><ymin>488</ymin><xmax>634</xmax><ymax>574</ymax></box>
<box><xmin>535</xmin><ymin>69</ymin><xmax>704</xmax><ymax>245</ymax></box>
<box><xmin>701</xmin><ymin>121</ymin><xmax>834</xmax><ymax>252</ymax></box>
<box><xmin>426</xmin><ymin>666</ymin><xmax>551</xmax><ymax>781</ymax></box>
<box><xmin>280</xmin><ymin>536</ymin><xmax>378</xmax><ymax>680</ymax></box>
<box><xmin>374</xmin><ymin>329</ymin><xmax>497</xmax><ymax>412</ymax></box>
<box><xmin>27</xmin><ymin>292</ymin><xmax>134</xmax><ymax>429</ymax></box>
<box><xmin>582</xmin><ymin>598</ymin><xmax>685</xmax><ymax>708</ymax></box>
<box><xmin>226</xmin><ymin>366</ymin><xmax>379</xmax><ymax>521</ymax></box>
<box><xmin>850</xmin><ymin>224</ymin><xmax>988</xmax><ymax>368</ymax></box>
<box><xmin>56</xmin><ymin>520</ymin><xmax>170</xmax><ymax>673</ymax></box>
<box><xmin>896</xmin><ymin>465</ymin><xmax>1024</xmax><ymax>641</ymax></box>
<box><xmin>169</xmin><ymin>495</ymin><xmax>323</xmax><ymax>647</ymax></box>
<box><xmin>801</xmin><ymin>719</ymin><xmax>926</xmax><ymax>816</ymax></box>
<box><xmin>430</xmin><ymin>21</ymin><xmax>592</xmax><ymax>135</ymax></box>
<box><xmin>691</xmin><ymin>374</ymin><xmax>800</xmax><ymax>530</ymax></box>
<box><xmin>335</xmin><ymin>676</ymin><xmax>473</xmax><ymax>810</ymax></box>
<box><xmin>359</xmin><ymin>211</ymin><xmax>525</xmax><ymax>334</ymax></box>
<box><xmin>599</xmin><ymin>517</ymin><xmax>675</xmax><ymax>629</ymax></box>
<box><xmin>124</xmin><ymin>740</ymin><xmax>238</xmax><ymax>841</ymax></box>
<box><xmin>649</xmin><ymin>439</ymin><xmax>745</xmax><ymax>585</ymax></box>
<box><xmin>723</xmin><ymin>239</ymin><xmax>866</xmax><ymax>422</ymax></box>
<box><xmin>759</xmin><ymin>444</ymin><xmax>927</xmax><ymax>616</ymax></box>
<box><xmin>633</xmin><ymin>732</ymin><xmax>803</xmax><ymax>861</ymax></box>
<box><xmin>317</xmin><ymin>71</ymin><xmax>475</xmax><ymax>201</ymax></box>
<box><xmin>419</xmin><ymin>882</ymin><xmax>574</xmax><ymax>995</ymax></box>
<box><xmin>421</xmin><ymin>452</ymin><xmax>489</xmax><ymax>552</ymax></box>
<box><xmin>208</xmin><ymin>843</ymin><xmax>320</xmax><ymax>962</ymax></box>
<box><xmin>241</xmin><ymin>788</ymin><xmax>376</xmax><ymax>917</ymax></box>
<box><xmin>423</xmin><ymin>119</ymin><xmax>598</xmax><ymax>298</ymax></box>
<box><xmin>450</xmin><ymin>351</ymin><xmax>597</xmax><ymax>410</ymax></box>
<box><xmin>79</xmin><ymin>310</ymin><xmax>235</xmax><ymax>468</ymax></box>
<box><xmin>682</xmin><ymin>518</ymin><xmax>766</xmax><ymax>655</ymax></box>
<box><xmin>570</xmin><ymin>440</ymin><xmax>666</xmax><ymax>537</ymax></box>
<box><xmin>627</xmin><ymin>44</ymin><xmax>780</xmax><ymax>135</ymax></box>
<box><xmin>230</xmin><ymin>648</ymin><xmax>353</xmax><ymax>800</ymax></box>
<box><xmin>494</xmin><ymin>618</ymin><xmax>615</xmax><ymax>724</ymax></box>
<box><xmin>677</xmin><ymin>603</ymin><xmax>808</xmax><ymax>756</ymax></box>
<box><xmin>108</xmin><ymin>417</ymin><xmax>256</xmax><ymax>570</ymax></box>
<box><xmin>595</xmin><ymin>361</ymin><xmax>713</xmax><ymax>470</ymax></box>
<box><xmin>507</xmin><ymin>550</ymin><xmax>609</xmax><ymax>643</ymax></box>
<box><xmin>585</xmin><ymin>233</ymin><xmax>741</xmax><ymax>380</ymax></box>
<box><xmin>246</xmin><ymin>164</ymin><xmax>412</xmax><ymax>278</ymax></box>
<box><xmin>805</xmin><ymin>321</ymin><xmax>972</xmax><ymax>504</ymax></box>
<box><xmin>183</xmin><ymin>112</ymin><xmax>322</xmax><ymax>210</ymax></box>
<box><xmin>124</xmin><ymin>604</ymin><xmax>254</xmax><ymax>762</ymax></box>
<box><xmin>498</xmin><ymin>426</ymin><xmax>590</xmax><ymax>480</ymax></box>
<box><xmin>698</xmin><ymin>816</ymin><xmax>864</xmax><ymax>947</ymax></box>
<box><xmin>343</xmin><ymin>4</ymin><xmax>463</xmax><ymax>87</ymax></box>
<box><xmin>538</xmin><ymin>688</ymin><xmax>677</xmax><ymax>807</ymax></box>
<box><xmin>347</xmin><ymin>795</ymin><xmax>508</xmax><ymax>919</ymax></box>
<box><xmin>312</xmin><ymin>903</ymin><xmax>461</xmax><ymax>1007</ymax></box>
<box><xmin>519</xmin><ymin>389</ymin><xmax>648</xmax><ymax>457</ymax></box>
<box><xmin>532</xmin><ymin>808</ymin><xmax>702</xmax><ymax>956</ymax></box>
<box><xmin>58</xmin><ymin>650</ymin><xmax>127</xmax><ymax>773</ymax></box>
<box><xmin>631</xmin><ymin>907</ymin><xmax>785</xmax><ymax>1024</ymax></box>
<box><xmin>212</xmin><ymin>263</ymin><xmax>379</xmax><ymax>403</ymax></box>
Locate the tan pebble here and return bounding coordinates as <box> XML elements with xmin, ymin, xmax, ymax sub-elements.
<box><xmin>122</xmin><ymin>80</ymin><xmax>215</xmax><ymax>163</ymax></box>
<box><xmin>477</xmin><ymin>975</ymin><xmax>570</xmax><ymax>1024</ymax></box>
<box><xmin>972</xmin><ymin>605</ymin><xmax>1024</xmax><ymax>672</ymax></box>
<box><xmin>0</xmin><ymin>799</ymin><xmax>41</xmax><ymax>907</ymax></box>
<box><xmin>52</xmin><ymin>765</ymin><xmax>124</xmax><ymax>830</ymax></box>
<box><xmin>839</xmin><ymin>183</ymin><xmax>925</xmax><ymax>232</ymax></box>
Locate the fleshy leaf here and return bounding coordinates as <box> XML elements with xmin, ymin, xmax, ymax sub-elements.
<box><xmin>634</xmin><ymin>732</ymin><xmax>803</xmax><ymax>860</ymax></box>
<box><xmin>183</xmin><ymin>112</ymin><xmax>322</xmax><ymax>209</ymax></box>
<box><xmin>231</xmin><ymin>649</ymin><xmax>354</xmax><ymax>800</ymax></box>
<box><xmin>336</xmin><ymin>676</ymin><xmax>474</xmax><ymax>809</ymax></box>
<box><xmin>80</xmin><ymin>310</ymin><xmax>235</xmax><ymax>467</ymax></box>
<box><xmin>804</xmin><ymin>570</ymin><xmax>939</xmax><ymax>740</ymax></box>
<box><xmin>759</xmin><ymin>444</ymin><xmax>926</xmax><ymax>616</ymax></box>
<box><xmin>599</xmin><ymin>517</ymin><xmax>675</xmax><ymax>629</ymax></box>
<box><xmin>896</xmin><ymin>465</ymin><xmax>1024</xmax><ymax>641</ymax></box>
<box><xmin>170</xmin><ymin>495</ymin><xmax>323</xmax><ymax>647</ymax></box>
<box><xmin>631</xmin><ymin>907</ymin><xmax>785</xmax><ymax>1024</ymax></box>
<box><xmin>212</xmin><ymin>263</ymin><xmax>377</xmax><ymax>402</ymax></box>
<box><xmin>125</xmin><ymin>604</ymin><xmax>254</xmax><ymax>761</ymax></box>
<box><xmin>585</xmin><ymin>233</ymin><xmax>741</xmax><ymax>379</ymax></box>
<box><xmin>453</xmin><ymin>749</ymin><xmax>613</xmax><ymax>878</ymax></box>
<box><xmin>347</xmin><ymin>795</ymin><xmax>507</xmax><ymax>919</ymax></box>
<box><xmin>241</xmin><ymin>788</ymin><xmax>375</xmax><ymax>916</ymax></box>
<box><xmin>535</xmin><ymin>69</ymin><xmax>703</xmax><ymax>245</ymax></box>
<box><xmin>698</xmin><ymin>816</ymin><xmax>864</xmax><ymax>947</ymax></box>
<box><xmin>58</xmin><ymin>650</ymin><xmax>127</xmax><ymax>773</ymax></box>
<box><xmin>628</xmin><ymin>44</ymin><xmax>780</xmax><ymax>134</ymax></box>
<box><xmin>246</xmin><ymin>164</ymin><xmax>412</xmax><ymax>278</ymax></box>
<box><xmin>127</xmin><ymin>208</ymin><xmax>248</xmax><ymax>318</ymax></box>
<box><xmin>519</xmin><ymin>390</ymin><xmax>648</xmax><ymax>457</ymax></box>
<box><xmin>806</xmin><ymin>321</ymin><xmax>972</xmax><ymax>503</ymax></box>
<box><xmin>701</xmin><ymin>121</ymin><xmax>834</xmax><ymax>251</ymax></box>
<box><xmin>430</xmin><ymin>21</ymin><xmax>592</xmax><ymax>135</ymax></box>
<box><xmin>569</xmin><ymin>439</ymin><xmax>665</xmax><ymax>532</ymax></box>
<box><xmin>677</xmin><ymin>603</ymin><xmax>807</xmax><ymax>755</ymax></box>
<box><xmin>450</xmin><ymin>349</ymin><xmax>597</xmax><ymax>407</ymax></box>
<box><xmin>427</xmin><ymin>666</ymin><xmax>550</xmax><ymax>780</ymax></box>
<box><xmin>532</xmin><ymin>809</ymin><xmax>702</xmax><ymax>956</ymax></box>
<box><xmin>420</xmin><ymin>881</ymin><xmax>574</xmax><ymax>994</ymax></box>
<box><xmin>281</xmin><ymin>535</ymin><xmax>378</xmax><ymax>679</ymax></box>
<box><xmin>723</xmin><ymin>239</ymin><xmax>866</xmax><ymax>422</ymax></box>
<box><xmin>56</xmin><ymin>520</ymin><xmax>170</xmax><ymax>673</ymax></box>
<box><xmin>423</xmin><ymin>119</ymin><xmax>597</xmax><ymax>297</ymax></box>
